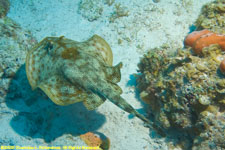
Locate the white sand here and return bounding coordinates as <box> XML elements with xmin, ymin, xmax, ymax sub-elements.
<box><xmin>7</xmin><ymin>0</ymin><xmax>213</xmax><ymax>149</ymax></box>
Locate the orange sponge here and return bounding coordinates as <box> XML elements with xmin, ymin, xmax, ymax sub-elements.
<box><xmin>80</xmin><ymin>132</ymin><xmax>102</xmax><ymax>147</ymax></box>
<box><xmin>185</xmin><ymin>30</ymin><xmax>225</xmax><ymax>54</ymax></box>
<box><xmin>80</xmin><ymin>132</ymin><xmax>110</xmax><ymax>150</ymax></box>
<box><xmin>184</xmin><ymin>29</ymin><xmax>211</xmax><ymax>47</ymax></box>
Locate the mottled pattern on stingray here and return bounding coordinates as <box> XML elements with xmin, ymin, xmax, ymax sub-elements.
<box><xmin>104</xmin><ymin>62</ymin><xmax>123</xmax><ymax>84</ymax></box>
<box><xmin>83</xmin><ymin>91</ymin><xmax>106</xmax><ymax>110</ymax></box>
<box><xmin>26</xmin><ymin>39</ymin><xmax>49</xmax><ymax>89</ymax></box>
<box><xmin>39</xmin><ymin>76</ymin><xmax>87</xmax><ymax>105</ymax></box>
<box><xmin>85</xmin><ymin>35</ymin><xmax>113</xmax><ymax>66</ymax></box>
<box><xmin>25</xmin><ymin>35</ymin><xmax>153</xmax><ymax>129</ymax></box>
<box><xmin>26</xmin><ymin>35</ymin><xmax>118</xmax><ymax>109</ymax></box>
<box><xmin>51</xmin><ymin>35</ymin><xmax>113</xmax><ymax>65</ymax></box>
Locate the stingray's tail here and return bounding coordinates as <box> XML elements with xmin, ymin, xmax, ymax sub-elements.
<box><xmin>109</xmin><ymin>95</ymin><xmax>166</xmax><ymax>137</ymax></box>
<box><xmin>132</xmin><ymin>108</ymin><xmax>166</xmax><ymax>137</ymax></box>
<box><xmin>90</xmin><ymin>79</ymin><xmax>166</xmax><ymax>137</ymax></box>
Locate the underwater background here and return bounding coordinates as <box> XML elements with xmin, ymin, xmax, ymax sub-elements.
<box><xmin>0</xmin><ymin>0</ymin><xmax>224</xmax><ymax>150</ymax></box>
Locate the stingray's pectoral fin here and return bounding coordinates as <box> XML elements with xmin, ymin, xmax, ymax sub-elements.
<box><xmin>105</xmin><ymin>62</ymin><xmax>123</xmax><ymax>84</ymax></box>
<box><xmin>39</xmin><ymin>76</ymin><xmax>86</xmax><ymax>106</ymax></box>
<box><xmin>108</xmin><ymin>82</ymin><xmax>123</xmax><ymax>95</ymax></box>
<box><xmin>83</xmin><ymin>92</ymin><xmax>106</xmax><ymax>110</ymax></box>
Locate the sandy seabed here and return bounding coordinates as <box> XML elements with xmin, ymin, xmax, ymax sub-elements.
<box><xmin>1</xmin><ymin>0</ymin><xmax>214</xmax><ymax>149</ymax></box>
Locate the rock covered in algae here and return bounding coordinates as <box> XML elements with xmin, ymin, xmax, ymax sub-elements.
<box><xmin>78</xmin><ymin>0</ymin><xmax>104</xmax><ymax>21</ymax></box>
<box><xmin>0</xmin><ymin>0</ymin><xmax>10</xmax><ymax>18</ymax></box>
<box><xmin>25</xmin><ymin>35</ymin><xmax>159</xmax><ymax>132</ymax></box>
<box><xmin>136</xmin><ymin>44</ymin><xmax>225</xmax><ymax>149</ymax></box>
<box><xmin>195</xmin><ymin>0</ymin><xmax>225</xmax><ymax>34</ymax></box>
<box><xmin>0</xmin><ymin>17</ymin><xmax>37</xmax><ymax>96</ymax></box>
<box><xmin>192</xmin><ymin>108</ymin><xmax>225</xmax><ymax>150</ymax></box>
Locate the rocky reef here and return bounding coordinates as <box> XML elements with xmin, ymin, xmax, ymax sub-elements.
<box><xmin>195</xmin><ymin>0</ymin><xmax>225</xmax><ymax>34</ymax></box>
<box><xmin>136</xmin><ymin>44</ymin><xmax>225</xmax><ymax>149</ymax></box>
<box><xmin>0</xmin><ymin>0</ymin><xmax>36</xmax><ymax>82</ymax></box>
<box><xmin>136</xmin><ymin>1</ymin><xmax>225</xmax><ymax>149</ymax></box>
<box><xmin>0</xmin><ymin>17</ymin><xmax>37</xmax><ymax>95</ymax></box>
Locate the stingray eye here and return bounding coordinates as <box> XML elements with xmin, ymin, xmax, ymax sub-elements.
<box><xmin>44</xmin><ymin>41</ymin><xmax>54</xmax><ymax>51</ymax></box>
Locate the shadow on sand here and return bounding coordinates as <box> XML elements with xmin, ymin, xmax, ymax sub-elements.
<box><xmin>5</xmin><ymin>65</ymin><xmax>106</xmax><ymax>142</ymax></box>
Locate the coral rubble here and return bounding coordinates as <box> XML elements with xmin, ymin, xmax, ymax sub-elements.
<box><xmin>78</xmin><ymin>0</ymin><xmax>104</xmax><ymax>21</ymax></box>
<box><xmin>195</xmin><ymin>0</ymin><xmax>225</xmax><ymax>34</ymax></box>
<box><xmin>136</xmin><ymin>44</ymin><xmax>225</xmax><ymax>149</ymax></box>
<box><xmin>78</xmin><ymin>0</ymin><xmax>129</xmax><ymax>23</ymax></box>
<box><xmin>109</xmin><ymin>3</ymin><xmax>129</xmax><ymax>23</ymax></box>
<box><xmin>0</xmin><ymin>17</ymin><xmax>37</xmax><ymax>95</ymax></box>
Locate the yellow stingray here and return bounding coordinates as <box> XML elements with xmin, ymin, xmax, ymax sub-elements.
<box><xmin>25</xmin><ymin>35</ymin><xmax>165</xmax><ymax>136</ymax></box>
<box><xmin>26</xmin><ymin>35</ymin><xmax>121</xmax><ymax>109</ymax></box>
